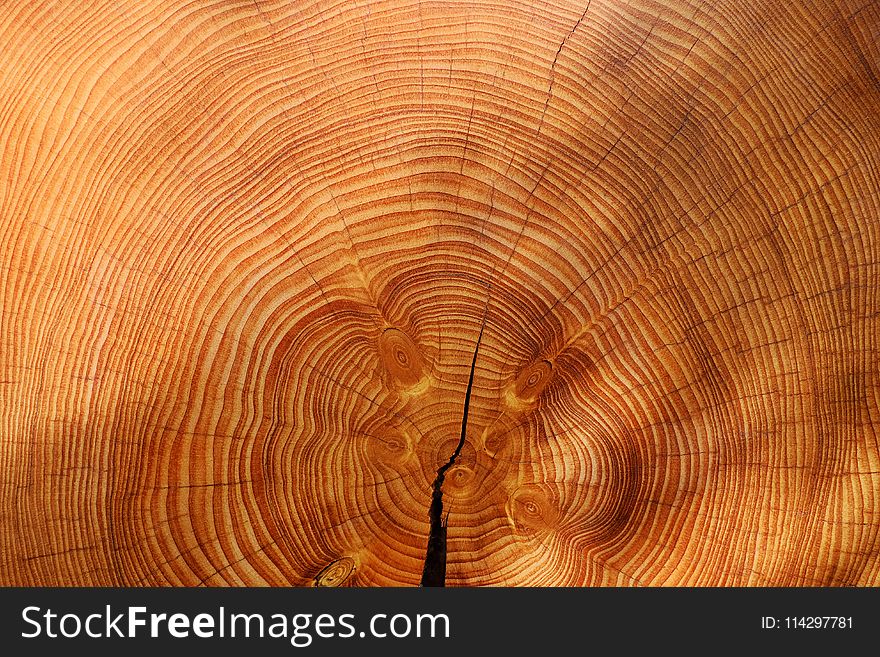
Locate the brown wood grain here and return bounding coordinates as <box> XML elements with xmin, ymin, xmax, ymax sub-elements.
<box><xmin>1</xmin><ymin>0</ymin><xmax>878</xmax><ymax>586</ymax></box>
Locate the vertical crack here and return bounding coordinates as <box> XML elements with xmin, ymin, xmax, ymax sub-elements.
<box><xmin>420</xmin><ymin>319</ymin><xmax>486</xmax><ymax>587</ymax></box>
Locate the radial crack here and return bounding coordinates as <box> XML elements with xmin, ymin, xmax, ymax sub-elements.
<box><xmin>420</xmin><ymin>319</ymin><xmax>486</xmax><ymax>586</ymax></box>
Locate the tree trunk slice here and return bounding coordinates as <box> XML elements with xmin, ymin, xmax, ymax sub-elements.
<box><xmin>1</xmin><ymin>0</ymin><xmax>878</xmax><ymax>586</ymax></box>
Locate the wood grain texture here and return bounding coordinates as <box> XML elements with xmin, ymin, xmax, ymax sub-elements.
<box><xmin>1</xmin><ymin>0</ymin><xmax>879</xmax><ymax>586</ymax></box>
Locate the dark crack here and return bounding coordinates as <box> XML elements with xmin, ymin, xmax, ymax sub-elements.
<box><xmin>420</xmin><ymin>319</ymin><xmax>486</xmax><ymax>587</ymax></box>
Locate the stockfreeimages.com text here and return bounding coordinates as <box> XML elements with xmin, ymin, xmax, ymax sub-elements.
<box><xmin>22</xmin><ymin>605</ymin><xmax>450</xmax><ymax>646</ymax></box>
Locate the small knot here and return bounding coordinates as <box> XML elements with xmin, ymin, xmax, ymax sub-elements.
<box><xmin>378</xmin><ymin>328</ymin><xmax>428</xmax><ymax>391</ymax></box>
<box><xmin>314</xmin><ymin>556</ymin><xmax>356</xmax><ymax>587</ymax></box>
<box><xmin>506</xmin><ymin>360</ymin><xmax>553</xmax><ymax>408</ymax></box>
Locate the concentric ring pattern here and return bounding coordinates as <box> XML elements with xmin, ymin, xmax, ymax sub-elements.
<box><xmin>1</xmin><ymin>0</ymin><xmax>878</xmax><ymax>586</ymax></box>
